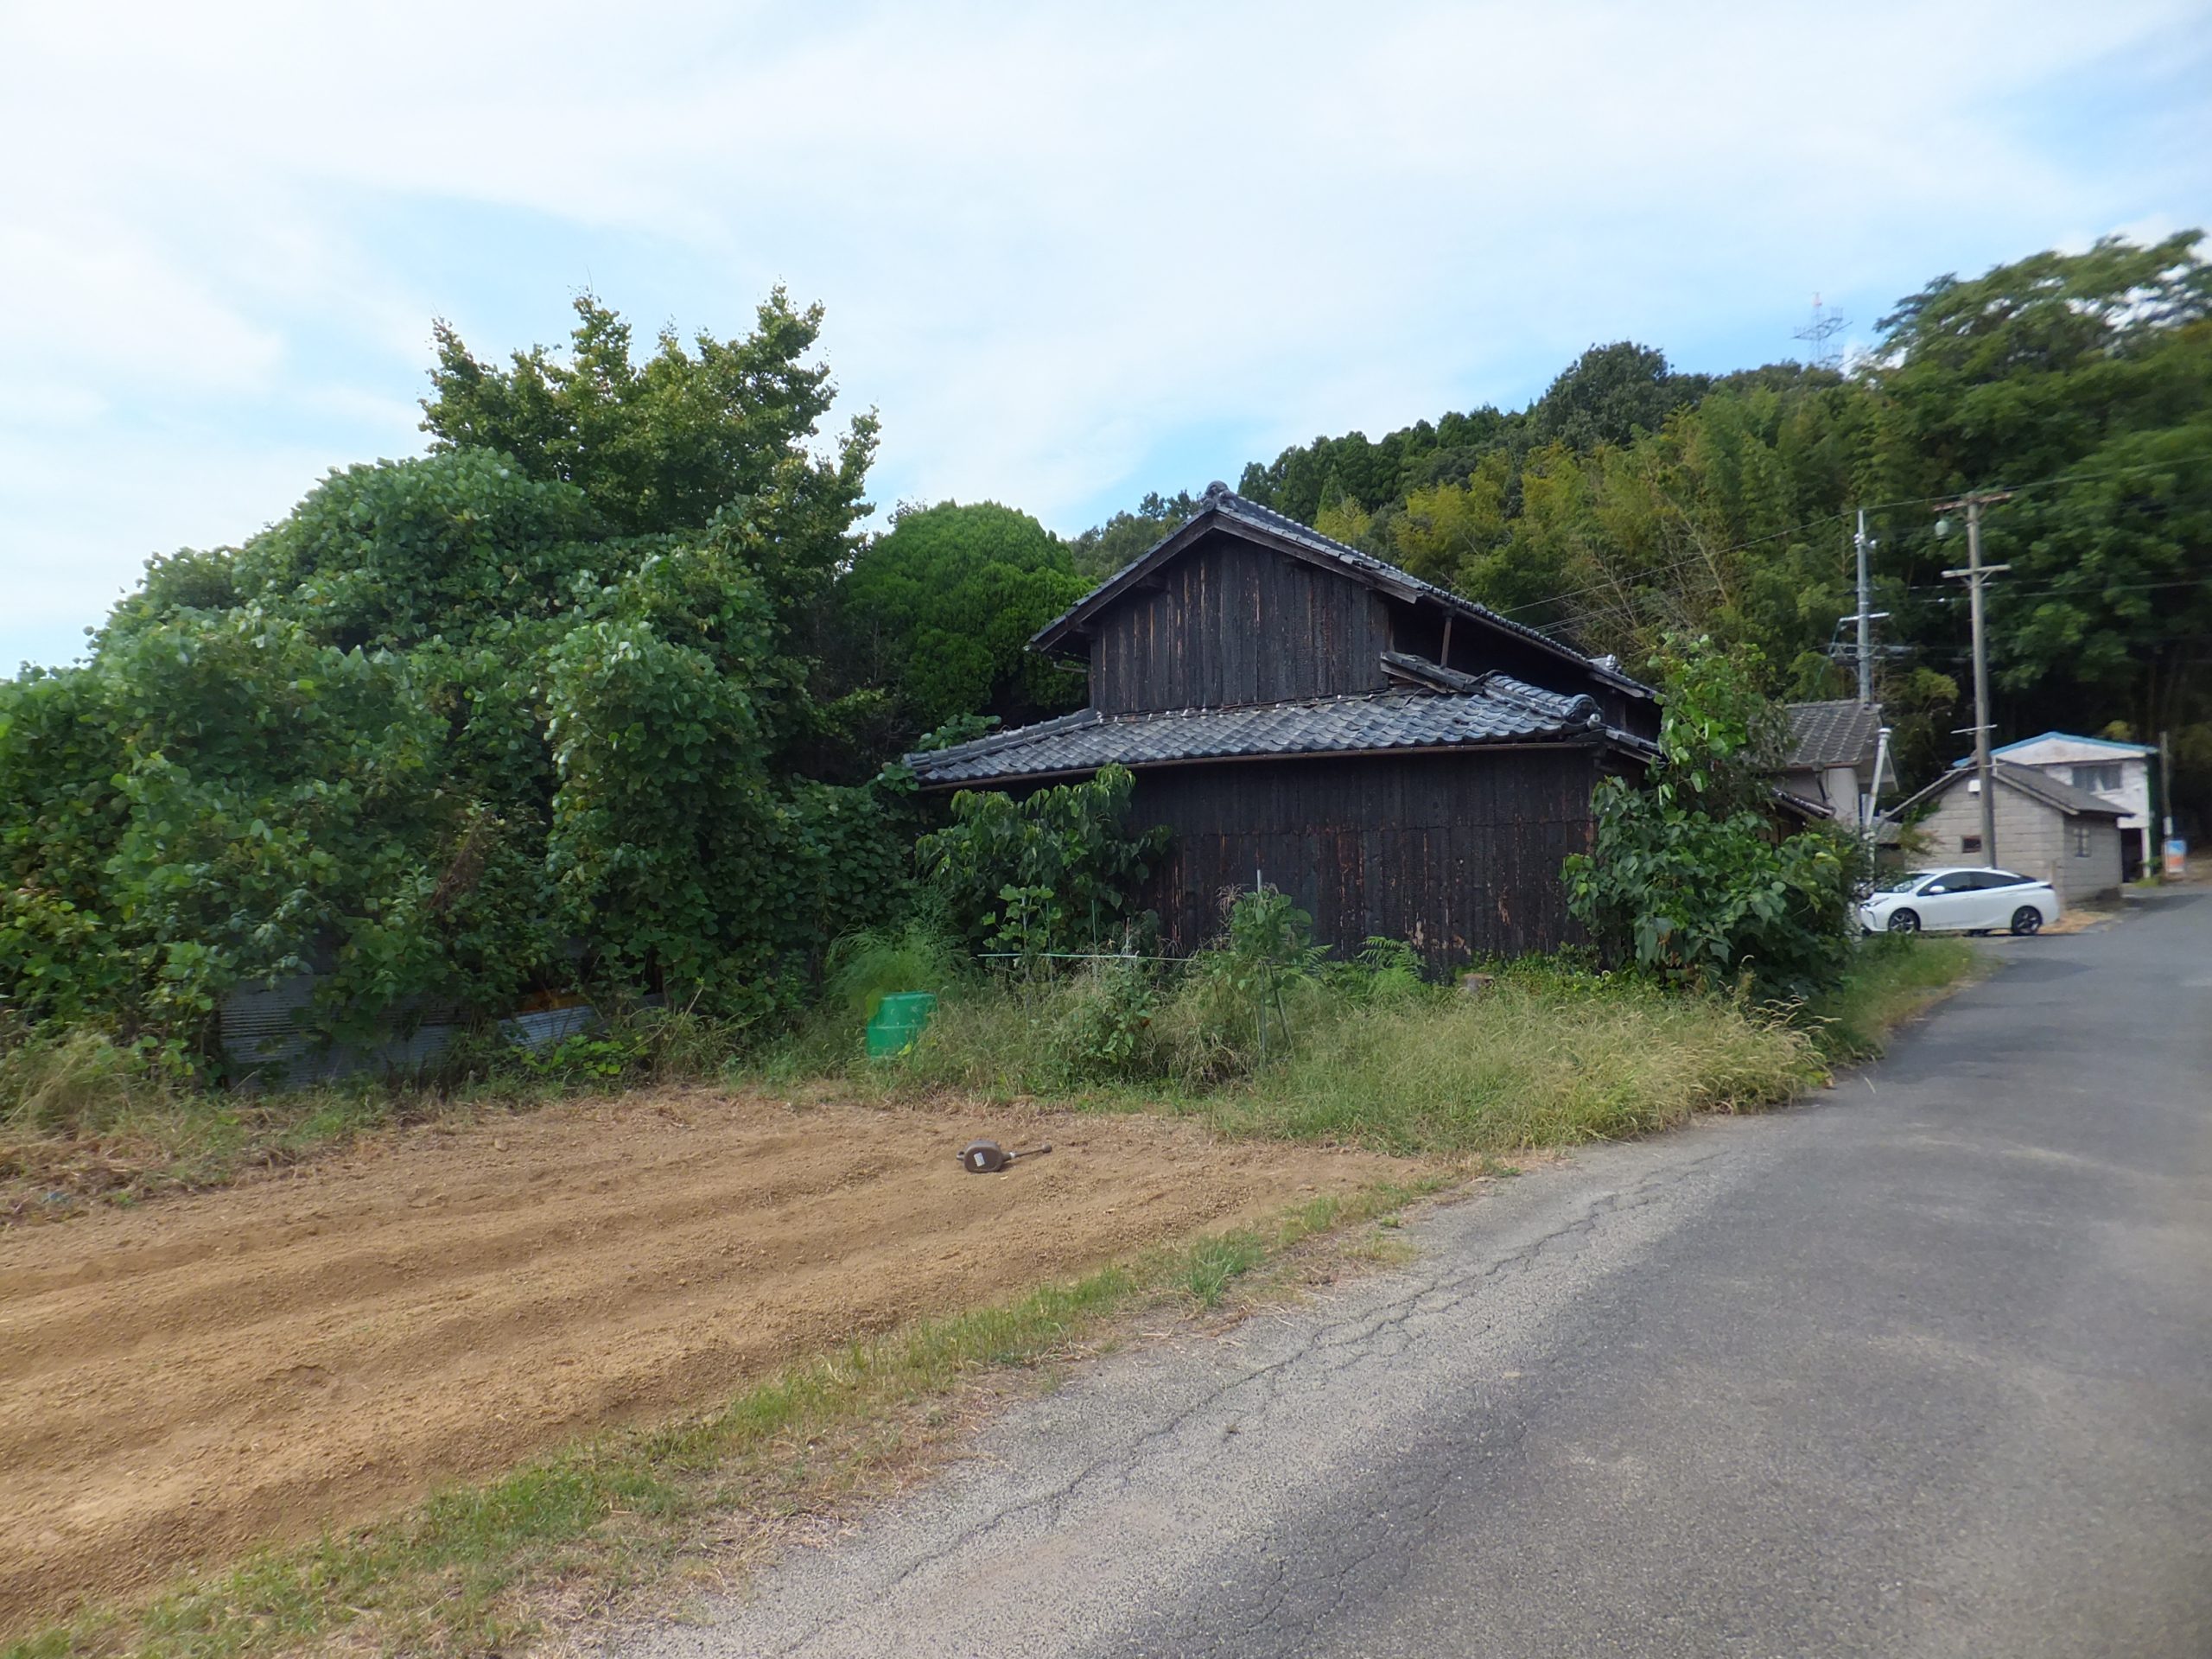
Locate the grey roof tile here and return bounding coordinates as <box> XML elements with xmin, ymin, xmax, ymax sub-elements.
<box><xmin>1785</xmin><ymin>700</ymin><xmax>1883</xmax><ymax>770</ymax></box>
<box><xmin>906</xmin><ymin>683</ymin><xmax>1607</xmax><ymax>788</ymax></box>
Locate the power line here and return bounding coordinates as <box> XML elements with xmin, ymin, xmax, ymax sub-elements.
<box><xmin>1909</xmin><ymin>576</ymin><xmax>2208</xmax><ymax>601</ymax></box>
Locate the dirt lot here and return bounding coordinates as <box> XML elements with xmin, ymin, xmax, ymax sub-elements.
<box><xmin>0</xmin><ymin>1088</ymin><xmax>1411</xmax><ymax>1631</ymax></box>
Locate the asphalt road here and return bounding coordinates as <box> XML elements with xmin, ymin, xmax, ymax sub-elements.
<box><xmin>618</xmin><ymin>892</ymin><xmax>2212</xmax><ymax>1659</ymax></box>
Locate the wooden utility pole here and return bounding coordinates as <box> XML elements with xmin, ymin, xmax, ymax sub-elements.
<box><xmin>1938</xmin><ymin>493</ymin><xmax>2012</xmax><ymax>868</ymax></box>
<box><xmin>1854</xmin><ymin>509</ymin><xmax>1873</xmax><ymax>707</ymax></box>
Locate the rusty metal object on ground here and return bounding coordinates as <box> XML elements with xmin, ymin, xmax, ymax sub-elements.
<box><xmin>958</xmin><ymin>1140</ymin><xmax>1053</xmax><ymax>1173</ymax></box>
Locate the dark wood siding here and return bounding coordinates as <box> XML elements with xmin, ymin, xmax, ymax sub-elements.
<box><xmin>1089</xmin><ymin>531</ymin><xmax>1391</xmax><ymax>714</ymax></box>
<box><xmin>1128</xmin><ymin>746</ymin><xmax>1600</xmax><ymax>965</ymax></box>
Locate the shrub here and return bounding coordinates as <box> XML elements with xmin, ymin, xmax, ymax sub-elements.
<box><xmin>916</xmin><ymin>765</ymin><xmax>1170</xmax><ymax>958</ymax></box>
<box><xmin>1058</xmin><ymin>957</ymin><xmax>1161</xmax><ymax>1081</ymax></box>
<box><xmin>1565</xmin><ymin>635</ymin><xmax>1855</xmax><ymax>999</ymax></box>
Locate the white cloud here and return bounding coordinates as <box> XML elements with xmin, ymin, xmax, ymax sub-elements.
<box><xmin>2</xmin><ymin>0</ymin><xmax>2207</xmax><ymax>668</ymax></box>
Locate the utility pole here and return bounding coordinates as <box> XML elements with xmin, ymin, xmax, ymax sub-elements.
<box><xmin>1937</xmin><ymin>493</ymin><xmax>2012</xmax><ymax>868</ymax></box>
<box><xmin>2160</xmin><ymin>728</ymin><xmax>2175</xmax><ymax>878</ymax></box>
<box><xmin>1854</xmin><ymin>509</ymin><xmax>1873</xmax><ymax>706</ymax></box>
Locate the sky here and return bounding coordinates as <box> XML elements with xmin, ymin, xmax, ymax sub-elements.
<box><xmin>3</xmin><ymin>0</ymin><xmax>2209</xmax><ymax>672</ymax></box>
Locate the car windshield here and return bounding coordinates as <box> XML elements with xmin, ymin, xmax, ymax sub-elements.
<box><xmin>1878</xmin><ymin>874</ymin><xmax>1929</xmax><ymax>893</ymax></box>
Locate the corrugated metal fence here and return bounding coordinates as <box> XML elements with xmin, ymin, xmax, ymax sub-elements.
<box><xmin>218</xmin><ymin>975</ymin><xmax>603</xmax><ymax>1086</ymax></box>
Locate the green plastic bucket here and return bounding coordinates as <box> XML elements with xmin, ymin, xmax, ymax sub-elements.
<box><xmin>865</xmin><ymin>991</ymin><xmax>938</xmax><ymax>1058</ymax></box>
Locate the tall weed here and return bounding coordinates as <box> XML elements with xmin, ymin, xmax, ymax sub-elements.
<box><xmin>823</xmin><ymin>918</ymin><xmax>965</xmax><ymax>1019</ymax></box>
<box><xmin>1224</xmin><ymin>978</ymin><xmax>1822</xmax><ymax>1154</ymax></box>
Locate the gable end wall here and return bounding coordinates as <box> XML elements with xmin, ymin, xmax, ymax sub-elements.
<box><xmin>1088</xmin><ymin>533</ymin><xmax>1393</xmax><ymax>714</ymax></box>
<box><xmin>1911</xmin><ymin>786</ymin><xmax>2122</xmax><ymax>904</ymax></box>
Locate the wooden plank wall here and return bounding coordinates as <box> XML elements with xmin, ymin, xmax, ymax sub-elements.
<box><xmin>1089</xmin><ymin>534</ymin><xmax>1391</xmax><ymax>714</ymax></box>
<box><xmin>1129</xmin><ymin>747</ymin><xmax>1601</xmax><ymax>966</ymax></box>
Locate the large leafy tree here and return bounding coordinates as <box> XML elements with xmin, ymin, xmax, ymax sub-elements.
<box><xmin>1868</xmin><ymin>233</ymin><xmax>2212</xmax><ymax>747</ymax></box>
<box><xmin>836</xmin><ymin>501</ymin><xmax>1090</xmax><ymax>734</ymax></box>
<box><xmin>420</xmin><ymin>290</ymin><xmax>877</xmax><ymax>611</ymax></box>
<box><xmin>1067</xmin><ymin>489</ymin><xmax>1199</xmax><ymax>582</ymax></box>
<box><xmin>1530</xmin><ymin>341</ymin><xmax>1712</xmax><ymax>451</ymax></box>
<box><xmin>3</xmin><ymin>296</ymin><xmax>911</xmax><ymax>1066</ymax></box>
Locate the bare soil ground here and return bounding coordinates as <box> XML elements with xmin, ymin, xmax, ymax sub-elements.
<box><xmin>0</xmin><ymin>1087</ymin><xmax>1411</xmax><ymax>1633</ymax></box>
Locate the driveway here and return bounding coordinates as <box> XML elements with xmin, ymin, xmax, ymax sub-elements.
<box><xmin>616</xmin><ymin>892</ymin><xmax>2212</xmax><ymax>1658</ymax></box>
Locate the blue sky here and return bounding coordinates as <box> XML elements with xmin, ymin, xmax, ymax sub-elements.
<box><xmin>3</xmin><ymin>0</ymin><xmax>2208</xmax><ymax>671</ymax></box>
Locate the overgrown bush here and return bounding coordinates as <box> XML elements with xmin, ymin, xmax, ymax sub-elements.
<box><xmin>1</xmin><ymin>295</ymin><xmax>906</xmax><ymax>1073</ymax></box>
<box><xmin>1058</xmin><ymin>957</ymin><xmax>1160</xmax><ymax>1081</ymax></box>
<box><xmin>1565</xmin><ymin>635</ymin><xmax>1855</xmax><ymax>998</ymax></box>
<box><xmin>916</xmin><ymin>764</ymin><xmax>1170</xmax><ymax>958</ymax></box>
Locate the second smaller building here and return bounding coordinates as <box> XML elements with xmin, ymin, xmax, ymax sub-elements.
<box><xmin>1893</xmin><ymin>761</ymin><xmax>2126</xmax><ymax>906</ymax></box>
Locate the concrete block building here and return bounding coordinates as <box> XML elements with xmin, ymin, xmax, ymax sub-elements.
<box><xmin>1897</xmin><ymin>760</ymin><xmax>2126</xmax><ymax>906</ymax></box>
<box><xmin>1951</xmin><ymin>732</ymin><xmax>2158</xmax><ymax>878</ymax></box>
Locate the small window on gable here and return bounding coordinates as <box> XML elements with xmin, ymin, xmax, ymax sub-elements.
<box><xmin>1961</xmin><ymin>835</ymin><xmax>1983</xmax><ymax>854</ymax></box>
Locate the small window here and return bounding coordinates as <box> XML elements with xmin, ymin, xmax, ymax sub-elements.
<box><xmin>1960</xmin><ymin>835</ymin><xmax>1983</xmax><ymax>855</ymax></box>
<box><xmin>2071</xmin><ymin>763</ymin><xmax>2123</xmax><ymax>793</ymax></box>
<box><xmin>2071</xmin><ymin>824</ymin><xmax>2093</xmax><ymax>856</ymax></box>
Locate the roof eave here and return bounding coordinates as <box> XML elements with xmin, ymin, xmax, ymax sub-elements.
<box><xmin>908</xmin><ymin>725</ymin><xmax>1628</xmax><ymax>791</ymax></box>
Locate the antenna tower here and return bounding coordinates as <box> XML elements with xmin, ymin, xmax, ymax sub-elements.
<box><xmin>1793</xmin><ymin>292</ymin><xmax>1848</xmax><ymax>370</ymax></box>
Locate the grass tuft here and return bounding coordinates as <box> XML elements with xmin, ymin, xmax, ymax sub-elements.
<box><xmin>1805</xmin><ymin>934</ymin><xmax>1982</xmax><ymax>1064</ymax></box>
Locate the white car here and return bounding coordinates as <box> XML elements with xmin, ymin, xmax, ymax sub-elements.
<box><xmin>1859</xmin><ymin>867</ymin><xmax>2059</xmax><ymax>937</ymax></box>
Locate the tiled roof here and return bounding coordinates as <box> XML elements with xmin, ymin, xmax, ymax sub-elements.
<box><xmin>1988</xmin><ymin>760</ymin><xmax>2128</xmax><ymax>817</ymax></box>
<box><xmin>1785</xmin><ymin>700</ymin><xmax>1883</xmax><ymax>770</ymax></box>
<box><xmin>906</xmin><ymin>682</ymin><xmax>1609</xmax><ymax>788</ymax></box>
<box><xmin>1029</xmin><ymin>482</ymin><xmax>1655</xmax><ymax>701</ymax></box>
<box><xmin>1889</xmin><ymin>759</ymin><xmax>2127</xmax><ymax>823</ymax></box>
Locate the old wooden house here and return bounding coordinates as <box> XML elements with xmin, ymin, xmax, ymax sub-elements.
<box><xmin>906</xmin><ymin>482</ymin><xmax>1665</xmax><ymax>963</ymax></box>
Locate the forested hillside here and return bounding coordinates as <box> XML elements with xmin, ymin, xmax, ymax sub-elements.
<box><xmin>1218</xmin><ymin>238</ymin><xmax>2211</xmax><ymax>797</ymax></box>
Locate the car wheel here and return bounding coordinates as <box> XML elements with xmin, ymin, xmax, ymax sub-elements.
<box><xmin>2010</xmin><ymin>906</ymin><xmax>2043</xmax><ymax>937</ymax></box>
<box><xmin>1887</xmin><ymin>909</ymin><xmax>1921</xmax><ymax>934</ymax></box>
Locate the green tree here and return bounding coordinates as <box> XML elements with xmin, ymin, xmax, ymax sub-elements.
<box><xmin>1068</xmin><ymin>489</ymin><xmax>1199</xmax><ymax>582</ymax></box>
<box><xmin>1565</xmin><ymin>638</ymin><xmax>1854</xmax><ymax>997</ymax></box>
<box><xmin>1869</xmin><ymin>233</ymin><xmax>2212</xmax><ymax>747</ymax></box>
<box><xmin>1532</xmin><ymin>342</ymin><xmax>1711</xmax><ymax>451</ymax></box>
<box><xmin>420</xmin><ymin>290</ymin><xmax>877</xmax><ymax>616</ymax></box>
<box><xmin>836</xmin><ymin>501</ymin><xmax>1090</xmax><ymax>734</ymax></box>
<box><xmin>4</xmin><ymin>294</ymin><xmax>912</xmax><ymax>1065</ymax></box>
